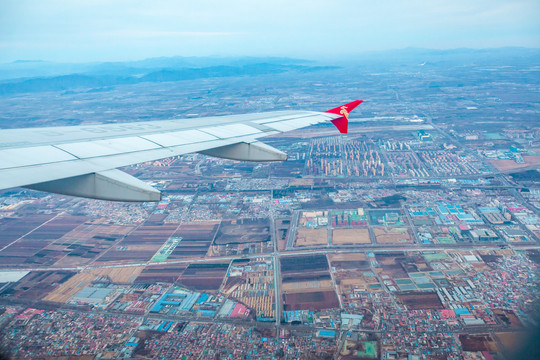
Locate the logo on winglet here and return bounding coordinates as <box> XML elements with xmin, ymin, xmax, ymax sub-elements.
<box><xmin>339</xmin><ymin>106</ymin><xmax>349</xmax><ymax>120</ymax></box>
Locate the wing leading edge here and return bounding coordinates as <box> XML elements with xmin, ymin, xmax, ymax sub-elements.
<box><xmin>0</xmin><ymin>101</ymin><xmax>362</xmax><ymax>201</ymax></box>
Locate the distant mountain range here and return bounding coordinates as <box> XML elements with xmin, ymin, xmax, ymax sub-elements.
<box><xmin>0</xmin><ymin>48</ymin><xmax>538</xmax><ymax>95</ymax></box>
<box><xmin>0</xmin><ymin>57</ymin><xmax>336</xmax><ymax>95</ymax></box>
<box><xmin>0</xmin><ymin>56</ymin><xmax>313</xmax><ymax>79</ymax></box>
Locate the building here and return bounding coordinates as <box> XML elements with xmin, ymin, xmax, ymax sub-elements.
<box><xmin>469</xmin><ymin>229</ymin><xmax>498</xmax><ymax>242</ymax></box>
<box><xmin>71</xmin><ymin>286</ymin><xmax>116</xmax><ymax>305</ymax></box>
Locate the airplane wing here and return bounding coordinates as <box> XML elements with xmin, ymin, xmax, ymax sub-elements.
<box><xmin>0</xmin><ymin>100</ymin><xmax>362</xmax><ymax>202</ymax></box>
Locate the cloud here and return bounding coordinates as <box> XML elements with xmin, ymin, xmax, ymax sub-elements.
<box><xmin>97</xmin><ymin>30</ymin><xmax>243</xmax><ymax>39</ymax></box>
<box><xmin>0</xmin><ymin>0</ymin><xmax>538</xmax><ymax>61</ymax></box>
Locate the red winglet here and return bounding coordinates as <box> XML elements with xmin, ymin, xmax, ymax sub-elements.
<box><xmin>325</xmin><ymin>100</ymin><xmax>363</xmax><ymax>134</ymax></box>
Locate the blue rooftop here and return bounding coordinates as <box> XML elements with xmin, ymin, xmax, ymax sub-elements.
<box><xmin>318</xmin><ymin>330</ymin><xmax>336</xmax><ymax>338</ymax></box>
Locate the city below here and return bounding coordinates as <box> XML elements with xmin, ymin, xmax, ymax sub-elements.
<box><xmin>0</xmin><ymin>49</ymin><xmax>539</xmax><ymax>359</ymax></box>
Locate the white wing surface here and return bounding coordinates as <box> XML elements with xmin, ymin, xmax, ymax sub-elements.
<box><xmin>0</xmin><ymin>101</ymin><xmax>362</xmax><ymax>201</ymax></box>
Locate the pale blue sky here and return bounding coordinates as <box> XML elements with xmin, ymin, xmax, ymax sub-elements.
<box><xmin>1</xmin><ymin>0</ymin><xmax>539</xmax><ymax>62</ymax></box>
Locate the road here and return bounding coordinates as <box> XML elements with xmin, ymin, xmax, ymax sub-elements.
<box><xmin>286</xmin><ymin>210</ymin><xmax>300</xmax><ymax>249</ymax></box>
<box><xmin>270</xmin><ymin>215</ymin><xmax>282</xmax><ymax>328</ymax></box>
<box><xmin>2</xmin><ymin>242</ymin><xmax>539</xmax><ymax>273</ymax></box>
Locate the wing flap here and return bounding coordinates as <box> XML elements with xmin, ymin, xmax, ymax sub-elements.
<box><xmin>25</xmin><ymin>169</ymin><xmax>161</xmax><ymax>202</ymax></box>
<box><xmin>199</xmin><ymin>141</ymin><xmax>287</xmax><ymax>162</ymax></box>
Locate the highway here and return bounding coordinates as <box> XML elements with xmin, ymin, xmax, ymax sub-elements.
<box><xmin>270</xmin><ymin>215</ymin><xmax>282</xmax><ymax>328</ymax></box>
<box><xmin>2</xmin><ymin>242</ymin><xmax>539</xmax><ymax>273</ymax></box>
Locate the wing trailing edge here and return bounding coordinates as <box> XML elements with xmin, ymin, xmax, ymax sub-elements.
<box><xmin>25</xmin><ymin>169</ymin><xmax>161</xmax><ymax>202</ymax></box>
<box><xmin>198</xmin><ymin>141</ymin><xmax>287</xmax><ymax>162</ymax></box>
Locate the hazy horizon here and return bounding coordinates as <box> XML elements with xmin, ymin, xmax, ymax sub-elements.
<box><xmin>1</xmin><ymin>46</ymin><xmax>539</xmax><ymax>65</ymax></box>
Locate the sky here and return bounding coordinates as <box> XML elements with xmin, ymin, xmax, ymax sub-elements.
<box><xmin>0</xmin><ymin>0</ymin><xmax>539</xmax><ymax>62</ymax></box>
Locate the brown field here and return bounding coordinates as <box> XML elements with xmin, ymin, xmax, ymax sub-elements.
<box><xmin>338</xmin><ymin>277</ymin><xmax>379</xmax><ymax>292</ymax></box>
<box><xmin>178</xmin><ymin>262</ymin><xmax>229</xmax><ymax>291</ymax></box>
<box><xmin>43</xmin><ymin>272</ymin><xmax>95</xmax><ymax>303</ymax></box>
<box><xmin>333</xmin><ymin>258</ymin><xmax>382</xmax><ymax>302</ymax></box>
<box><xmin>6</xmin><ymin>271</ymin><xmax>75</xmax><ymax>300</ymax></box>
<box><xmin>174</xmin><ymin>222</ymin><xmax>219</xmax><ymax>239</ymax></box>
<box><xmin>374</xmin><ymin>253</ymin><xmax>409</xmax><ymax>278</ymax></box>
<box><xmin>44</xmin><ymin>267</ymin><xmax>144</xmax><ymax>303</ymax></box>
<box><xmin>283</xmin><ymin>290</ymin><xmax>340</xmax><ymax>311</ymax></box>
<box><xmin>281</xmin><ymin>254</ymin><xmax>329</xmax><ymax>274</ymax></box>
<box><xmin>122</xmin><ymin>223</ymin><xmax>178</xmax><ymax>246</ymax></box>
<box><xmin>378</xmin><ymin>267</ymin><xmax>408</xmax><ymax>279</ymax></box>
<box><xmin>50</xmin><ymin>222</ymin><xmax>136</xmax><ymax>267</ymax></box>
<box><xmin>373</xmin><ymin>227</ymin><xmax>412</xmax><ymax>244</ymax></box>
<box><xmin>471</xmin><ymin>262</ymin><xmax>492</xmax><ymax>272</ymax></box>
<box><xmin>23</xmin><ymin>249</ymin><xmax>67</xmax><ymax>266</ymax></box>
<box><xmin>22</xmin><ymin>215</ymin><xmax>89</xmax><ymax>241</ymax></box>
<box><xmin>208</xmin><ymin>240</ymin><xmax>272</xmax><ymax>257</ymax></box>
<box><xmin>398</xmin><ymin>291</ymin><xmax>444</xmax><ymax>310</ymax></box>
<box><xmin>375</xmin><ymin>252</ymin><xmax>405</xmax><ymax>265</ymax></box>
<box><xmin>0</xmin><ymin>214</ymin><xmax>55</xmax><ymax>248</ymax></box>
<box><xmin>328</xmin><ymin>253</ymin><xmax>371</xmax><ymax>271</ymax></box>
<box><xmin>0</xmin><ymin>239</ymin><xmax>53</xmax><ymax>260</ymax></box>
<box><xmin>282</xmin><ymin>279</ymin><xmax>334</xmax><ymax>293</ymax></box>
<box><xmin>280</xmin><ymin>255</ymin><xmax>331</xmax><ymax>283</ymax></box>
<box><xmin>332</xmin><ymin>228</ymin><xmax>371</xmax><ymax>245</ymax></box>
<box><xmin>329</xmin><ymin>253</ymin><xmax>367</xmax><ymax>262</ymax></box>
<box><xmin>282</xmin><ymin>273</ymin><xmax>332</xmax><ymax>285</ymax></box>
<box><xmin>331</xmin><ymin>260</ymin><xmax>371</xmax><ymax>271</ymax></box>
<box><xmin>275</xmin><ymin>219</ymin><xmax>291</xmax><ymax>251</ymax></box>
<box><xmin>172</xmin><ymin>242</ymin><xmax>213</xmax><ymax>258</ymax></box>
<box><xmin>295</xmin><ymin>228</ymin><xmax>328</xmax><ymax>247</ymax></box>
<box><xmin>59</xmin><ymin>222</ymin><xmax>134</xmax><ymax>243</ymax></box>
<box><xmin>96</xmin><ymin>244</ymin><xmax>162</xmax><ymax>263</ymax></box>
<box><xmin>280</xmin><ymin>254</ymin><xmax>339</xmax><ymax>311</ymax></box>
<box><xmin>52</xmin><ymin>253</ymin><xmax>97</xmax><ymax>267</ymax></box>
<box><xmin>0</xmin><ymin>215</ymin><xmax>89</xmax><ymax>263</ymax></box>
<box><xmin>135</xmin><ymin>264</ymin><xmax>187</xmax><ymax>284</ymax></box>
<box><xmin>167</xmin><ymin>222</ymin><xmax>219</xmax><ymax>259</ymax></box>
<box><xmin>89</xmin><ymin>266</ymin><xmax>144</xmax><ymax>283</ymax></box>
<box><xmin>489</xmin><ymin>155</ymin><xmax>540</xmax><ymax>171</ymax></box>
<box><xmin>339</xmin><ymin>277</ymin><xmax>369</xmax><ymax>286</ymax></box>
<box><xmin>489</xmin><ymin>160</ymin><xmax>528</xmax><ymax>171</ymax></box>
<box><xmin>214</xmin><ymin>219</ymin><xmax>270</xmax><ymax>245</ymax></box>
<box><xmin>0</xmin><ymin>254</ymin><xmax>29</xmax><ymax>266</ymax></box>
<box><xmin>492</xmin><ymin>309</ymin><xmax>522</xmax><ymax>327</ymax></box>
<box><xmin>459</xmin><ymin>334</ymin><xmax>499</xmax><ymax>352</ymax></box>
<box><xmin>93</xmin><ymin>220</ymin><xmax>180</xmax><ymax>263</ymax></box>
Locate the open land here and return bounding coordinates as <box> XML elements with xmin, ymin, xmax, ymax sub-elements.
<box><xmin>373</xmin><ymin>227</ymin><xmax>412</xmax><ymax>244</ymax></box>
<box><xmin>0</xmin><ymin>49</ymin><xmax>539</xmax><ymax>359</ymax></box>
<box><xmin>295</xmin><ymin>228</ymin><xmax>328</xmax><ymax>247</ymax></box>
<box><xmin>332</xmin><ymin>228</ymin><xmax>371</xmax><ymax>245</ymax></box>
